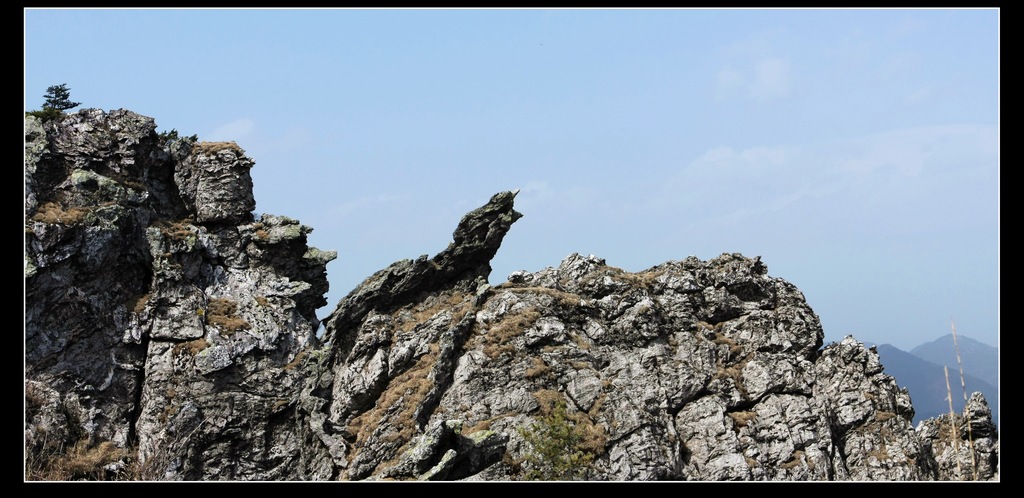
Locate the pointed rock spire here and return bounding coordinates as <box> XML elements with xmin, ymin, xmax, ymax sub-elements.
<box><xmin>321</xmin><ymin>191</ymin><xmax>521</xmax><ymax>349</ymax></box>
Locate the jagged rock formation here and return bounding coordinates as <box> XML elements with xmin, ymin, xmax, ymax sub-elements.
<box><xmin>916</xmin><ymin>392</ymin><xmax>1000</xmax><ymax>481</ymax></box>
<box><xmin>24</xmin><ymin>109</ymin><xmax>997</xmax><ymax>481</ymax></box>
<box><xmin>24</xmin><ymin>109</ymin><xmax>335</xmax><ymax>480</ymax></box>
<box><xmin>875</xmin><ymin>343</ymin><xmax>998</xmax><ymax>426</ymax></box>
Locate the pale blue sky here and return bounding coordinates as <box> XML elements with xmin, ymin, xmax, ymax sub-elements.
<box><xmin>24</xmin><ymin>8</ymin><xmax>999</xmax><ymax>352</ymax></box>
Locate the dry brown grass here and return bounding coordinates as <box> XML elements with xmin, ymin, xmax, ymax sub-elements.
<box><xmin>60</xmin><ymin>440</ymin><xmax>125</xmax><ymax>478</ymax></box>
<box><xmin>505</xmin><ymin>286</ymin><xmax>580</xmax><ymax>307</ymax></box>
<box><xmin>574</xmin><ymin>419</ymin><xmax>608</xmax><ymax>455</ymax></box>
<box><xmin>272</xmin><ymin>399</ymin><xmax>291</xmax><ymax>412</ymax></box>
<box><xmin>349</xmin><ymin>343</ymin><xmax>440</xmax><ymax>463</ymax></box>
<box><xmin>713</xmin><ymin>353</ymin><xmax>751</xmax><ymax>397</ymax></box>
<box><xmin>569</xmin><ymin>331</ymin><xmax>592</xmax><ymax>351</ymax></box>
<box><xmin>587</xmin><ymin>393</ymin><xmax>607</xmax><ymax>418</ymax></box>
<box><xmin>874</xmin><ymin>411</ymin><xmax>896</xmax><ymax>422</ymax></box>
<box><xmin>935</xmin><ymin>418</ymin><xmax>959</xmax><ymax>445</ymax></box>
<box><xmin>206</xmin><ymin>298</ymin><xmax>250</xmax><ymax>336</ymax></box>
<box><xmin>532</xmin><ymin>389</ymin><xmax>563</xmax><ymax>414</ymax></box>
<box><xmin>193</xmin><ymin>141</ymin><xmax>243</xmax><ymax>155</ymax></box>
<box><xmin>619</xmin><ymin>269</ymin><xmax>665</xmax><ymax>290</ymax></box>
<box><xmin>528</xmin><ymin>389</ymin><xmax>607</xmax><ymax>456</ymax></box>
<box><xmin>283</xmin><ymin>349</ymin><xmax>308</xmax><ymax>371</ymax></box>
<box><xmin>159</xmin><ymin>399</ymin><xmax>178</xmax><ymax>423</ymax></box>
<box><xmin>580</xmin><ymin>266</ymin><xmax>665</xmax><ymax>291</ymax></box>
<box><xmin>249</xmin><ymin>222</ymin><xmax>270</xmax><ymax>241</ymax></box>
<box><xmin>465</xmin><ymin>419</ymin><xmax>491</xmax><ymax>434</ymax></box>
<box><xmin>119</xmin><ymin>178</ymin><xmax>147</xmax><ymax>192</ymax></box>
<box><xmin>712</xmin><ymin>331</ymin><xmax>744</xmax><ymax>356</ymax></box>
<box><xmin>465</xmin><ymin>413</ymin><xmax>515</xmax><ymax>434</ymax></box>
<box><xmin>695</xmin><ymin>321</ymin><xmax>722</xmax><ymax>331</ymax></box>
<box><xmin>154</xmin><ymin>219</ymin><xmax>194</xmax><ymax>242</ymax></box>
<box><xmin>469</xmin><ymin>306</ymin><xmax>542</xmax><ymax>359</ymax></box>
<box><xmin>126</xmin><ymin>292</ymin><xmax>152</xmax><ymax>315</ymax></box>
<box><xmin>728</xmin><ymin>410</ymin><xmax>758</xmax><ymax>429</ymax></box>
<box><xmin>713</xmin><ymin>358</ymin><xmax>744</xmax><ymax>383</ymax></box>
<box><xmin>525</xmin><ymin>357</ymin><xmax>552</xmax><ymax>379</ymax></box>
<box><xmin>26</xmin><ymin>421</ymin><xmax>188</xmax><ymax>481</ymax></box>
<box><xmin>867</xmin><ymin>444</ymin><xmax>891</xmax><ymax>462</ymax></box>
<box><xmin>254</xmin><ymin>295</ymin><xmax>270</xmax><ymax>307</ymax></box>
<box><xmin>780</xmin><ymin>449</ymin><xmax>805</xmax><ymax>469</ymax></box>
<box><xmin>172</xmin><ymin>338</ymin><xmax>209</xmax><ymax>357</ymax></box>
<box><xmin>30</xmin><ymin>201</ymin><xmax>92</xmax><ymax>225</ymax></box>
<box><xmin>394</xmin><ymin>291</ymin><xmax>470</xmax><ymax>333</ymax></box>
<box><xmin>25</xmin><ymin>438</ymin><xmax>128</xmax><ymax>481</ymax></box>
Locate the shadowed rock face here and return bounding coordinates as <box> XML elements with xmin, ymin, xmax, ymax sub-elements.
<box><xmin>306</xmin><ymin>246</ymin><xmax>997</xmax><ymax>481</ymax></box>
<box><xmin>319</xmin><ymin>190</ymin><xmax>521</xmax><ymax>354</ymax></box>
<box><xmin>24</xmin><ymin>110</ymin><xmax>997</xmax><ymax>481</ymax></box>
<box><xmin>25</xmin><ymin>109</ymin><xmax>335</xmax><ymax>480</ymax></box>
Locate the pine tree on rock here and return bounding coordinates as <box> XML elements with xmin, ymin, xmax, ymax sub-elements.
<box><xmin>42</xmin><ymin>84</ymin><xmax>80</xmax><ymax>111</ymax></box>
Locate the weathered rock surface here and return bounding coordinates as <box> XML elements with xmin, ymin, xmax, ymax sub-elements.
<box><xmin>24</xmin><ymin>109</ymin><xmax>997</xmax><ymax>481</ymax></box>
<box><xmin>915</xmin><ymin>392</ymin><xmax>999</xmax><ymax>481</ymax></box>
<box><xmin>307</xmin><ymin>241</ymin><xmax>997</xmax><ymax>481</ymax></box>
<box><xmin>24</xmin><ymin>109</ymin><xmax>335</xmax><ymax>480</ymax></box>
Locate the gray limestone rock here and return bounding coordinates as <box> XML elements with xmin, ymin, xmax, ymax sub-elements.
<box><xmin>24</xmin><ymin>109</ymin><xmax>997</xmax><ymax>482</ymax></box>
<box><xmin>174</xmin><ymin>141</ymin><xmax>255</xmax><ymax>225</ymax></box>
<box><xmin>25</xmin><ymin>109</ymin><xmax>334</xmax><ymax>481</ymax></box>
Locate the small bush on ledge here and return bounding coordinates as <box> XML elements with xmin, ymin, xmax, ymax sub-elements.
<box><xmin>517</xmin><ymin>394</ymin><xmax>596</xmax><ymax>480</ymax></box>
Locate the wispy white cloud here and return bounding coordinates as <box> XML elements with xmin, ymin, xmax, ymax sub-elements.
<box><xmin>713</xmin><ymin>31</ymin><xmax>793</xmax><ymax>103</ymax></box>
<box><xmin>207</xmin><ymin>118</ymin><xmax>255</xmax><ymax>141</ymax></box>
<box><xmin>836</xmin><ymin>124</ymin><xmax>996</xmax><ymax>180</ymax></box>
<box><xmin>270</xmin><ymin>127</ymin><xmax>312</xmax><ymax>150</ymax></box>
<box><xmin>517</xmin><ymin>180</ymin><xmax>553</xmax><ymax>201</ymax></box>
<box><xmin>889</xmin><ymin>16</ymin><xmax>929</xmax><ymax>38</ymax></box>
<box><xmin>721</xmin><ymin>31</ymin><xmax>777</xmax><ymax>59</ymax></box>
<box><xmin>676</xmin><ymin>144</ymin><xmax>796</xmax><ymax>186</ymax></box>
<box><xmin>740</xmin><ymin>145</ymin><xmax>789</xmax><ymax>165</ymax></box>
<box><xmin>837</xmin><ymin>137</ymin><xmax>927</xmax><ymax>179</ymax></box>
<box><xmin>513</xmin><ymin>180</ymin><xmax>602</xmax><ymax>217</ymax></box>
<box><xmin>903</xmin><ymin>86</ymin><xmax>931</xmax><ymax>105</ymax></box>
<box><xmin>322</xmin><ymin>194</ymin><xmax>408</xmax><ymax>222</ymax></box>
<box><xmin>714</xmin><ymin>59</ymin><xmax>794</xmax><ymax>102</ymax></box>
<box><xmin>713</xmin><ymin>66</ymin><xmax>744</xmax><ymax>102</ymax></box>
<box><xmin>748</xmin><ymin>57</ymin><xmax>792</xmax><ymax>100</ymax></box>
<box><xmin>650</xmin><ymin>124</ymin><xmax>996</xmax><ymax>230</ymax></box>
<box><xmin>873</xmin><ymin>51</ymin><xmax>921</xmax><ymax>82</ymax></box>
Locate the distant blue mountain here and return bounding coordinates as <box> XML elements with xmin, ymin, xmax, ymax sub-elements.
<box><xmin>876</xmin><ymin>343</ymin><xmax>998</xmax><ymax>426</ymax></box>
<box><xmin>910</xmin><ymin>334</ymin><xmax>998</xmax><ymax>388</ymax></box>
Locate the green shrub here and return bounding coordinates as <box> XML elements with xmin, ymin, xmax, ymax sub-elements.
<box><xmin>26</xmin><ymin>83</ymin><xmax>81</xmax><ymax>122</ymax></box>
<box><xmin>26</xmin><ymin>108</ymin><xmax>63</xmax><ymax>121</ymax></box>
<box><xmin>517</xmin><ymin>396</ymin><xmax>596</xmax><ymax>480</ymax></box>
<box><xmin>42</xmin><ymin>83</ymin><xmax>80</xmax><ymax>111</ymax></box>
<box><xmin>158</xmin><ymin>128</ymin><xmax>198</xmax><ymax>145</ymax></box>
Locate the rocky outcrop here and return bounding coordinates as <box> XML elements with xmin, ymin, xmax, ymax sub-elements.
<box><xmin>24</xmin><ymin>109</ymin><xmax>997</xmax><ymax>481</ymax></box>
<box><xmin>24</xmin><ymin>109</ymin><xmax>335</xmax><ymax>480</ymax></box>
<box><xmin>304</xmin><ymin>238</ymin><xmax>996</xmax><ymax>480</ymax></box>
<box><xmin>916</xmin><ymin>392</ymin><xmax>999</xmax><ymax>481</ymax></box>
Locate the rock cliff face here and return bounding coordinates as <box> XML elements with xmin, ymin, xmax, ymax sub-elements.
<box><xmin>25</xmin><ymin>109</ymin><xmax>335</xmax><ymax>480</ymax></box>
<box><xmin>24</xmin><ymin>109</ymin><xmax>997</xmax><ymax>481</ymax></box>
